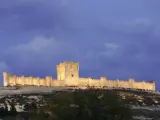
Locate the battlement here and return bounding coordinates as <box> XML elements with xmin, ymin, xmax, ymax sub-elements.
<box><xmin>57</xmin><ymin>61</ymin><xmax>79</xmax><ymax>66</ymax></box>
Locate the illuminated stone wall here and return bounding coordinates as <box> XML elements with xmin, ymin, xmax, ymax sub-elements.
<box><xmin>2</xmin><ymin>62</ymin><xmax>156</xmax><ymax>91</ymax></box>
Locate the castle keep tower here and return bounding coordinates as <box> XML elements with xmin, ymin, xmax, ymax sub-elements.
<box><xmin>57</xmin><ymin>62</ymin><xmax>79</xmax><ymax>80</ymax></box>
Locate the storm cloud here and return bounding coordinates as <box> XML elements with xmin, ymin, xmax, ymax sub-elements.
<box><xmin>0</xmin><ymin>0</ymin><xmax>160</xmax><ymax>89</ymax></box>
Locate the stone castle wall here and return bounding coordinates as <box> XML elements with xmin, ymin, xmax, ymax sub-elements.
<box><xmin>3</xmin><ymin>72</ymin><xmax>156</xmax><ymax>91</ymax></box>
<box><xmin>3</xmin><ymin>62</ymin><xmax>156</xmax><ymax>91</ymax></box>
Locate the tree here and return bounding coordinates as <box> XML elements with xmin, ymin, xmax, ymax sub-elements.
<box><xmin>4</xmin><ymin>103</ymin><xmax>8</xmax><ymax>112</ymax></box>
<box><xmin>32</xmin><ymin>109</ymin><xmax>47</xmax><ymax>120</ymax></box>
<box><xmin>23</xmin><ymin>103</ymin><xmax>30</xmax><ymax>111</ymax></box>
<box><xmin>0</xmin><ymin>103</ymin><xmax>9</xmax><ymax>117</ymax></box>
<box><xmin>9</xmin><ymin>103</ymin><xmax>17</xmax><ymax>116</ymax></box>
<box><xmin>4</xmin><ymin>103</ymin><xmax>9</xmax><ymax>116</ymax></box>
<box><xmin>23</xmin><ymin>102</ymin><xmax>37</xmax><ymax>112</ymax></box>
<box><xmin>0</xmin><ymin>107</ymin><xmax>5</xmax><ymax>117</ymax></box>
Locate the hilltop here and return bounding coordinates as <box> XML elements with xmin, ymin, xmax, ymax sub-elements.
<box><xmin>0</xmin><ymin>88</ymin><xmax>159</xmax><ymax>120</ymax></box>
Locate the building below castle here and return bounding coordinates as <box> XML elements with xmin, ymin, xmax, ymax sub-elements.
<box><xmin>3</xmin><ymin>62</ymin><xmax>156</xmax><ymax>91</ymax></box>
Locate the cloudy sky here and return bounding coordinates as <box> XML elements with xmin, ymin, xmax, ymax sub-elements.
<box><xmin>0</xmin><ymin>0</ymin><xmax>160</xmax><ymax>89</ymax></box>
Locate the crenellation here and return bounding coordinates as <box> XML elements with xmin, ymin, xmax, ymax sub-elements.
<box><xmin>107</xmin><ymin>80</ymin><xmax>118</xmax><ymax>87</ymax></box>
<box><xmin>2</xmin><ymin>62</ymin><xmax>156</xmax><ymax>91</ymax></box>
<box><xmin>118</xmin><ymin>80</ymin><xmax>129</xmax><ymax>88</ymax></box>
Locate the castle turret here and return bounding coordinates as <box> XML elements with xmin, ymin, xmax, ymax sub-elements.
<box><xmin>3</xmin><ymin>72</ymin><xmax>10</xmax><ymax>87</ymax></box>
<box><xmin>151</xmin><ymin>80</ymin><xmax>156</xmax><ymax>91</ymax></box>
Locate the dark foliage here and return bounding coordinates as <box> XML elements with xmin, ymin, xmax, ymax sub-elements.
<box><xmin>24</xmin><ymin>102</ymin><xmax>37</xmax><ymax>112</ymax></box>
<box><xmin>9</xmin><ymin>103</ymin><xmax>17</xmax><ymax>116</ymax></box>
<box><xmin>0</xmin><ymin>102</ymin><xmax>17</xmax><ymax>118</ymax></box>
<box><xmin>33</xmin><ymin>89</ymin><xmax>132</xmax><ymax>120</ymax></box>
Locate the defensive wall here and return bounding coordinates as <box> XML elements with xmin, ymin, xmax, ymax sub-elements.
<box><xmin>3</xmin><ymin>61</ymin><xmax>156</xmax><ymax>91</ymax></box>
<box><xmin>3</xmin><ymin>72</ymin><xmax>156</xmax><ymax>91</ymax></box>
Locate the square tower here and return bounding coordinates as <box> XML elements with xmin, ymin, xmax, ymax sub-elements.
<box><xmin>57</xmin><ymin>62</ymin><xmax>79</xmax><ymax>80</ymax></box>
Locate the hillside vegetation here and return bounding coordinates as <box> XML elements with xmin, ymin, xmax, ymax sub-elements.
<box><xmin>0</xmin><ymin>89</ymin><xmax>159</xmax><ymax>120</ymax></box>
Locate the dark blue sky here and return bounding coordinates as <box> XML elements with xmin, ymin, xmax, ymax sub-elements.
<box><xmin>0</xmin><ymin>0</ymin><xmax>160</xmax><ymax>90</ymax></box>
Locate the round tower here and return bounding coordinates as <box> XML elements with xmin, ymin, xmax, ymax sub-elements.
<box><xmin>3</xmin><ymin>72</ymin><xmax>10</xmax><ymax>87</ymax></box>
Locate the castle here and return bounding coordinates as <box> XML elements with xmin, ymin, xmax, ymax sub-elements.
<box><xmin>3</xmin><ymin>61</ymin><xmax>156</xmax><ymax>91</ymax></box>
